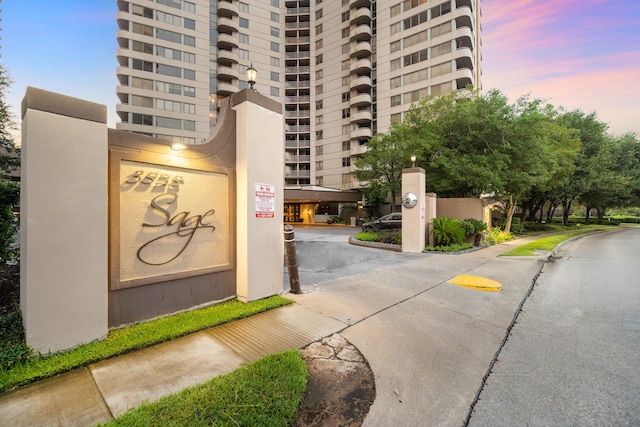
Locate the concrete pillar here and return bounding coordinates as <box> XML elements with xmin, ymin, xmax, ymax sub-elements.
<box><xmin>426</xmin><ymin>193</ymin><xmax>437</xmax><ymax>246</ymax></box>
<box><xmin>401</xmin><ymin>167</ymin><xmax>426</xmax><ymax>253</ymax></box>
<box><xmin>20</xmin><ymin>87</ymin><xmax>108</xmax><ymax>353</ymax></box>
<box><xmin>232</xmin><ymin>90</ymin><xmax>284</xmax><ymax>302</ymax></box>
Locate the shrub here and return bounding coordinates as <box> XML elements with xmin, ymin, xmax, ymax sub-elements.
<box><xmin>463</xmin><ymin>218</ymin><xmax>487</xmax><ymax>233</ymax></box>
<box><xmin>424</xmin><ymin>242</ymin><xmax>473</xmax><ymax>253</ymax></box>
<box><xmin>355</xmin><ymin>231</ymin><xmax>379</xmax><ymax>242</ymax></box>
<box><xmin>494</xmin><ymin>217</ymin><xmax>524</xmax><ymax>234</ymax></box>
<box><xmin>459</xmin><ymin>220</ymin><xmax>475</xmax><ymax>237</ymax></box>
<box><xmin>481</xmin><ymin>228</ymin><xmax>515</xmax><ymax>246</ymax></box>
<box><xmin>431</xmin><ymin>216</ymin><xmax>465</xmax><ymax>246</ymax></box>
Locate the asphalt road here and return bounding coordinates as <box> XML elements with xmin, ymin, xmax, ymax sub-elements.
<box><xmin>468</xmin><ymin>227</ymin><xmax>640</xmax><ymax>426</ymax></box>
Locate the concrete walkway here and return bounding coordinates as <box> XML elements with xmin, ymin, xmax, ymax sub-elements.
<box><xmin>0</xmin><ymin>236</ymin><xmax>548</xmax><ymax>426</ymax></box>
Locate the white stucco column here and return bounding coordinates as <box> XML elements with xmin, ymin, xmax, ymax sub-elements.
<box><xmin>20</xmin><ymin>87</ymin><xmax>108</xmax><ymax>353</ymax></box>
<box><xmin>401</xmin><ymin>167</ymin><xmax>426</xmax><ymax>253</ymax></box>
<box><xmin>233</xmin><ymin>90</ymin><xmax>284</xmax><ymax>302</ymax></box>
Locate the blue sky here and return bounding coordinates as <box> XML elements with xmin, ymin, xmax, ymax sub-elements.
<box><xmin>3</xmin><ymin>0</ymin><xmax>639</xmax><ymax>142</ymax></box>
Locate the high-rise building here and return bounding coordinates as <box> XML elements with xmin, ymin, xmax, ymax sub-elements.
<box><xmin>116</xmin><ymin>0</ymin><xmax>481</xmax><ymax>190</ymax></box>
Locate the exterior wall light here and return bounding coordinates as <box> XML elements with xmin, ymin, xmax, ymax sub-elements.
<box><xmin>411</xmin><ymin>155</ymin><xmax>417</xmax><ymax>168</ymax></box>
<box><xmin>246</xmin><ymin>63</ymin><xmax>257</xmax><ymax>91</ymax></box>
<box><xmin>171</xmin><ymin>142</ymin><xmax>187</xmax><ymax>151</ymax></box>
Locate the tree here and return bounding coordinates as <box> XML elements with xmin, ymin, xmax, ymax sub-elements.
<box><xmin>0</xmin><ymin>64</ymin><xmax>19</xmax><ymax>175</ymax></box>
<box><xmin>354</xmin><ymin>120</ymin><xmax>419</xmax><ymax>214</ymax></box>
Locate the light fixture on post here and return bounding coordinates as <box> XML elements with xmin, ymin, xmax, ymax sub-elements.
<box><xmin>246</xmin><ymin>63</ymin><xmax>257</xmax><ymax>91</ymax></box>
<box><xmin>411</xmin><ymin>155</ymin><xmax>417</xmax><ymax>168</ymax></box>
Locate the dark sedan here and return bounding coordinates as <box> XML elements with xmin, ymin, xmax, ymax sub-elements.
<box><xmin>362</xmin><ymin>213</ymin><xmax>402</xmax><ymax>231</ymax></box>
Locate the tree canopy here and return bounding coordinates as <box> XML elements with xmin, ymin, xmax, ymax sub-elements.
<box><xmin>355</xmin><ymin>87</ymin><xmax>639</xmax><ymax>231</ymax></box>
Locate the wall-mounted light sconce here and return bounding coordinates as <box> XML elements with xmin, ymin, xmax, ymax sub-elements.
<box><xmin>411</xmin><ymin>155</ymin><xmax>417</xmax><ymax>168</ymax></box>
<box><xmin>246</xmin><ymin>63</ymin><xmax>257</xmax><ymax>91</ymax></box>
<box><xmin>171</xmin><ymin>142</ymin><xmax>187</xmax><ymax>151</ymax></box>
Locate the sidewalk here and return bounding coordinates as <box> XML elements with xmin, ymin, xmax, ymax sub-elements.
<box><xmin>0</xmin><ymin>237</ymin><xmax>548</xmax><ymax>426</ymax></box>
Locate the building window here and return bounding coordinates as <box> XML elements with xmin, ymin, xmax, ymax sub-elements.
<box><xmin>270</xmin><ymin>56</ymin><xmax>280</xmax><ymax>67</ymax></box>
<box><xmin>391</xmin><ymin>112</ymin><xmax>402</xmax><ymax>123</ymax></box>
<box><xmin>271</xmin><ymin>26</ymin><xmax>279</xmax><ymax>37</ymax></box>
<box><xmin>342</xmin><ymin>11</ymin><xmax>350</xmax><ymax>22</ymax></box>
<box><xmin>316</xmin><ymin>23</ymin><xmax>323</xmax><ymax>34</ymax></box>
<box><xmin>271</xmin><ymin>86</ymin><xmax>280</xmax><ymax>96</ymax></box>
<box><xmin>270</xmin><ymin>41</ymin><xmax>280</xmax><ymax>52</ymax></box>
<box><xmin>342</xmin><ymin>140</ymin><xmax>350</xmax><ymax>151</ymax></box>
<box><xmin>132</xmin><ymin>40</ymin><xmax>153</xmax><ymax>54</ymax></box>
<box><xmin>133</xmin><ymin>22</ymin><xmax>154</xmax><ymax>37</ymax></box>
<box><xmin>316</xmin><ymin>145</ymin><xmax>323</xmax><ymax>155</ymax></box>
<box><xmin>239</xmin><ymin>2</ymin><xmax>249</xmax><ymax>13</ymax></box>
<box><xmin>390</xmin><ymin>76</ymin><xmax>402</xmax><ymax>89</ymax></box>
<box><xmin>239</xmin><ymin>33</ymin><xmax>249</xmax><ymax>44</ymax></box>
<box><xmin>316</xmin><ymin>99</ymin><xmax>323</xmax><ymax>109</ymax></box>
<box><xmin>342</xmin><ymin>76</ymin><xmax>349</xmax><ymax>87</ymax></box>
<box><xmin>342</xmin><ymin>27</ymin><xmax>350</xmax><ymax>38</ymax></box>
<box><xmin>132</xmin><ymin>77</ymin><xmax>153</xmax><ymax>90</ymax></box>
<box><xmin>390</xmin><ymin>22</ymin><xmax>402</xmax><ymax>35</ymax></box>
<box><xmin>390</xmin><ymin>40</ymin><xmax>402</xmax><ymax>53</ymax></box>
<box><xmin>316</xmin><ymin>9</ymin><xmax>323</xmax><ymax>19</ymax></box>
<box><xmin>132</xmin><ymin>59</ymin><xmax>154</xmax><ymax>72</ymax></box>
<box><xmin>183</xmin><ymin>69</ymin><xmax>195</xmax><ymax>80</ymax></box>
<box><xmin>342</xmin><ymin>59</ymin><xmax>350</xmax><ymax>71</ymax></box>
<box><xmin>316</xmin><ymin>84</ymin><xmax>323</xmax><ymax>95</ymax></box>
<box><xmin>342</xmin><ymin>173</ymin><xmax>352</xmax><ymax>184</ymax></box>
<box><xmin>391</xmin><ymin>94</ymin><xmax>402</xmax><ymax>107</ymax></box>
<box><xmin>131</xmin><ymin>95</ymin><xmax>153</xmax><ymax>108</ymax></box>
<box><xmin>239</xmin><ymin>17</ymin><xmax>249</xmax><ymax>28</ymax></box>
<box><xmin>316</xmin><ymin>177</ymin><xmax>323</xmax><ymax>186</ymax></box>
<box><xmin>316</xmin><ymin>39</ymin><xmax>323</xmax><ymax>49</ymax></box>
<box><xmin>316</xmin><ymin>69</ymin><xmax>323</xmax><ymax>80</ymax></box>
<box><xmin>431</xmin><ymin>21</ymin><xmax>452</xmax><ymax>38</ymax></box>
<box><xmin>132</xmin><ymin>5</ymin><xmax>154</xmax><ymax>18</ymax></box>
<box><xmin>431</xmin><ymin>1</ymin><xmax>452</xmax><ymax>19</ymax></box>
<box><xmin>316</xmin><ymin>161</ymin><xmax>323</xmax><ymax>170</ymax></box>
<box><xmin>316</xmin><ymin>115</ymin><xmax>323</xmax><ymax>125</ymax></box>
<box><xmin>316</xmin><ymin>130</ymin><xmax>323</xmax><ymax>140</ymax></box>
<box><xmin>431</xmin><ymin>62</ymin><xmax>450</xmax><ymax>78</ymax></box>
<box><xmin>342</xmin><ymin>0</ymin><xmax>349</xmax><ymax>6</ymax></box>
<box><xmin>132</xmin><ymin>113</ymin><xmax>153</xmax><ymax>125</ymax></box>
<box><xmin>271</xmin><ymin>12</ymin><xmax>280</xmax><ymax>22</ymax></box>
<box><xmin>432</xmin><ymin>41</ymin><xmax>452</xmax><ymax>57</ymax></box>
<box><xmin>390</xmin><ymin>58</ymin><xmax>401</xmax><ymax>71</ymax></box>
<box><xmin>270</xmin><ymin>71</ymin><xmax>280</xmax><ymax>81</ymax></box>
<box><xmin>342</xmin><ymin>124</ymin><xmax>349</xmax><ymax>135</ymax></box>
<box><xmin>342</xmin><ymin>157</ymin><xmax>351</xmax><ymax>167</ymax></box>
<box><xmin>342</xmin><ymin>43</ymin><xmax>350</xmax><ymax>55</ymax></box>
<box><xmin>183</xmin><ymin>18</ymin><xmax>195</xmax><ymax>30</ymax></box>
<box><xmin>183</xmin><ymin>35</ymin><xmax>195</xmax><ymax>46</ymax></box>
<box><xmin>271</xmin><ymin>0</ymin><xmax>279</xmax><ymax>6</ymax></box>
<box><xmin>342</xmin><ymin>108</ymin><xmax>350</xmax><ymax>119</ymax></box>
<box><xmin>316</xmin><ymin>54</ymin><xmax>323</xmax><ymax>64</ymax></box>
<box><xmin>391</xmin><ymin>4</ymin><xmax>402</xmax><ymax>17</ymax></box>
<box><xmin>238</xmin><ymin>49</ymin><xmax>249</xmax><ymax>60</ymax></box>
<box><xmin>342</xmin><ymin>92</ymin><xmax>350</xmax><ymax>102</ymax></box>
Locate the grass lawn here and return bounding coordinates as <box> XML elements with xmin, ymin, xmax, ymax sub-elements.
<box><xmin>0</xmin><ymin>296</ymin><xmax>292</xmax><ymax>392</ymax></box>
<box><xmin>501</xmin><ymin>226</ymin><xmax>615</xmax><ymax>256</ymax></box>
<box><xmin>101</xmin><ymin>350</ymin><xmax>307</xmax><ymax>427</ymax></box>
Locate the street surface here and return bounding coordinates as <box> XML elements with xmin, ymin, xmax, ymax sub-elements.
<box><xmin>469</xmin><ymin>227</ymin><xmax>640</xmax><ymax>426</ymax></box>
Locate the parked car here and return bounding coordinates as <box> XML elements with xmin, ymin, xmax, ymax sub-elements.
<box><xmin>362</xmin><ymin>213</ymin><xmax>402</xmax><ymax>231</ymax></box>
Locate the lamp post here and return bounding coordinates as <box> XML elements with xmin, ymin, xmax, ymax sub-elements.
<box><xmin>246</xmin><ymin>63</ymin><xmax>257</xmax><ymax>91</ymax></box>
<box><xmin>411</xmin><ymin>155</ymin><xmax>416</xmax><ymax>168</ymax></box>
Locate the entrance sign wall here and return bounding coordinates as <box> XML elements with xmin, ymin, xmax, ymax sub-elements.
<box><xmin>21</xmin><ymin>87</ymin><xmax>284</xmax><ymax>352</ymax></box>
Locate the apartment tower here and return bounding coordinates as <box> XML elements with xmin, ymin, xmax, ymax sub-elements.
<box><xmin>116</xmin><ymin>0</ymin><xmax>481</xmax><ymax>188</ymax></box>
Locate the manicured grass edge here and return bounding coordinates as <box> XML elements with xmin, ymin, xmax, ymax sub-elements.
<box><xmin>0</xmin><ymin>296</ymin><xmax>292</xmax><ymax>393</ymax></box>
<box><xmin>500</xmin><ymin>228</ymin><xmax>610</xmax><ymax>256</ymax></box>
<box><xmin>101</xmin><ymin>350</ymin><xmax>307</xmax><ymax>426</ymax></box>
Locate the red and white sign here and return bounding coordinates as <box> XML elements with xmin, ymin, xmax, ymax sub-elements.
<box><xmin>255</xmin><ymin>183</ymin><xmax>275</xmax><ymax>218</ymax></box>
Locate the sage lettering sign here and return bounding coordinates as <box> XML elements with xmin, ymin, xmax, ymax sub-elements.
<box><xmin>119</xmin><ymin>160</ymin><xmax>230</xmax><ymax>284</ymax></box>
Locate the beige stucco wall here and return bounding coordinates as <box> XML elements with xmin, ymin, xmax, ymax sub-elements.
<box><xmin>402</xmin><ymin>168</ymin><xmax>426</xmax><ymax>253</ymax></box>
<box><xmin>234</xmin><ymin>92</ymin><xmax>284</xmax><ymax>302</ymax></box>
<box><xmin>436</xmin><ymin>198</ymin><xmax>485</xmax><ymax>222</ymax></box>
<box><xmin>20</xmin><ymin>89</ymin><xmax>108</xmax><ymax>353</ymax></box>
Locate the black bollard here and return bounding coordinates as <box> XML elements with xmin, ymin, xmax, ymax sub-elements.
<box><xmin>283</xmin><ymin>225</ymin><xmax>301</xmax><ymax>294</ymax></box>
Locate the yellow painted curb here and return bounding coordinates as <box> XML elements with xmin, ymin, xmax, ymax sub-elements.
<box><xmin>448</xmin><ymin>274</ymin><xmax>502</xmax><ymax>292</ymax></box>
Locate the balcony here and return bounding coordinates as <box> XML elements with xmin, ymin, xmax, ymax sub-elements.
<box><xmin>350</xmin><ymin>41</ymin><xmax>372</xmax><ymax>59</ymax></box>
<box><xmin>285</xmin><ymin>110</ymin><xmax>311</xmax><ymax>118</ymax></box>
<box><xmin>217</xmin><ymin>65</ymin><xmax>239</xmax><ymax>80</ymax></box>
<box><xmin>285</xmin><ymin>154</ymin><xmax>311</xmax><ymax>163</ymax></box>
<box><xmin>350</xmin><ymin>141</ymin><xmax>368</xmax><ymax>156</ymax></box>
<box><xmin>285</xmin><ymin>125</ymin><xmax>311</xmax><ymax>133</ymax></box>
<box><xmin>285</xmin><ymin>66</ymin><xmax>311</xmax><ymax>74</ymax></box>
<box><xmin>287</xmin><ymin>7</ymin><xmax>311</xmax><ymax>15</ymax></box>
<box><xmin>350</xmin><ymin>58</ymin><xmax>372</xmax><ymax>74</ymax></box>
<box><xmin>285</xmin><ymin>169</ymin><xmax>311</xmax><ymax>178</ymax></box>
<box><xmin>350</xmin><ymin>127</ymin><xmax>373</xmax><ymax>140</ymax></box>
<box><xmin>217</xmin><ymin>49</ymin><xmax>239</xmax><ymax>64</ymax></box>
<box><xmin>217</xmin><ymin>1</ymin><xmax>239</xmax><ymax>18</ymax></box>
<box><xmin>350</xmin><ymin>75</ymin><xmax>372</xmax><ymax>91</ymax></box>
<box><xmin>285</xmin><ymin>22</ymin><xmax>311</xmax><ymax>30</ymax></box>
<box><xmin>217</xmin><ymin>33</ymin><xmax>238</xmax><ymax>49</ymax></box>
<box><xmin>350</xmin><ymin>110</ymin><xmax>372</xmax><ymax>124</ymax></box>
<box><xmin>217</xmin><ymin>81</ymin><xmax>238</xmax><ymax>97</ymax></box>
<box><xmin>350</xmin><ymin>0</ymin><xmax>371</xmax><ymax>8</ymax></box>
<box><xmin>350</xmin><ymin>8</ymin><xmax>372</xmax><ymax>25</ymax></box>
<box><xmin>285</xmin><ymin>81</ymin><xmax>311</xmax><ymax>89</ymax></box>
<box><xmin>350</xmin><ymin>93</ymin><xmax>372</xmax><ymax>107</ymax></box>
<box><xmin>285</xmin><ymin>36</ymin><xmax>311</xmax><ymax>44</ymax></box>
<box><xmin>217</xmin><ymin>16</ymin><xmax>238</xmax><ymax>33</ymax></box>
<box><xmin>285</xmin><ymin>95</ymin><xmax>311</xmax><ymax>103</ymax></box>
<box><xmin>350</xmin><ymin>24</ymin><xmax>372</xmax><ymax>42</ymax></box>
<box><xmin>285</xmin><ymin>139</ymin><xmax>311</xmax><ymax>148</ymax></box>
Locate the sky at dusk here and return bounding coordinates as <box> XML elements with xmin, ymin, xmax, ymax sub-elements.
<box><xmin>2</xmin><ymin>0</ymin><xmax>639</xmax><ymax>143</ymax></box>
